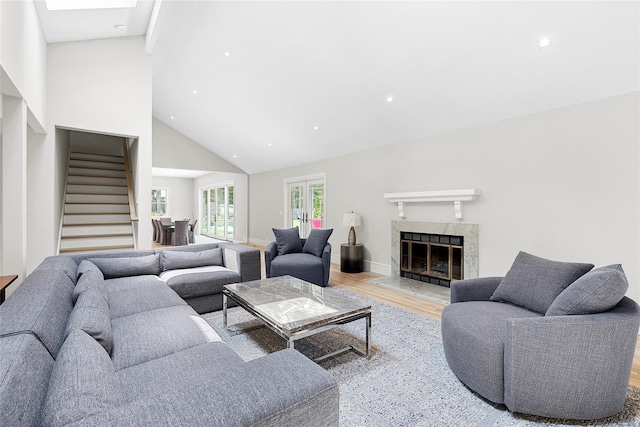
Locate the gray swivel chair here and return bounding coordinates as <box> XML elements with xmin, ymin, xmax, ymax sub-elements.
<box><xmin>171</xmin><ymin>220</ymin><xmax>190</xmax><ymax>246</ymax></box>
<box><xmin>441</xmin><ymin>252</ymin><xmax>640</xmax><ymax>420</ymax></box>
<box><xmin>264</xmin><ymin>227</ymin><xmax>333</xmax><ymax>287</ymax></box>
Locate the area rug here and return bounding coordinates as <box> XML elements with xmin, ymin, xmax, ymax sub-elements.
<box><xmin>202</xmin><ymin>289</ymin><xmax>640</xmax><ymax>427</ymax></box>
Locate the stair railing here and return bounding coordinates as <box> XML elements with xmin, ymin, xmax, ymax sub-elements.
<box><xmin>122</xmin><ymin>139</ymin><xmax>139</xmax><ymax>222</ymax></box>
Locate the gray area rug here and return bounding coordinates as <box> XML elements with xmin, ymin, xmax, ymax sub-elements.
<box><xmin>202</xmin><ymin>289</ymin><xmax>640</xmax><ymax>427</ymax></box>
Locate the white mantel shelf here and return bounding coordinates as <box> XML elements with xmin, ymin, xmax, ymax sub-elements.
<box><xmin>384</xmin><ymin>189</ymin><xmax>481</xmax><ymax>219</ymax></box>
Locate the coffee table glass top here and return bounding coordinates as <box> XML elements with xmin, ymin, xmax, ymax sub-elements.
<box><xmin>223</xmin><ymin>275</ymin><xmax>371</xmax><ymax>334</ymax></box>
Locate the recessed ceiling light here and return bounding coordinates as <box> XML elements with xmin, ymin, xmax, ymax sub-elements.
<box><xmin>224</xmin><ymin>51</ymin><xmax>231</xmax><ymax>57</ymax></box>
<box><xmin>538</xmin><ymin>37</ymin><xmax>551</xmax><ymax>48</ymax></box>
<box><xmin>313</xmin><ymin>126</ymin><xmax>319</xmax><ymax>131</ymax></box>
<box><xmin>192</xmin><ymin>89</ymin><xmax>198</xmax><ymax>95</ymax></box>
<box><xmin>114</xmin><ymin>24</ymin><xmax>126</xmax><ymax>32</ymax></box>
<box><xmin>267</xmin><ymin>143</ymin><xmax>272</xmax><ymax>147</ymax></box>
<box><xmin>46</xmin><ymin>0</ymin><xmax>137</xmax><ymax>10</ymax></box>
<box><xmin>386</xmin><ymin>96</ymin><xmax>394</xmax><ymax>103</ymax></box>
<box><xmin>170</xmin><ymin>116</ymin><xmax>174</xmax><ymax>120</ymax></box>
<box><xmin>232</xmin><ymin>155</ymin><xmax>237</xmax><ymax>159</ymax></box>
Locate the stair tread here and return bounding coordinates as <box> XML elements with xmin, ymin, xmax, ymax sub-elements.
<box><xmin>61</xmin><ymin>233</ymin><xmax>133</xmax><ymax>239</ymax></box>
<box><xmin>60</xmin><ymin>245</ymin><xmax>135</xmax><ymax>254</ymax></box>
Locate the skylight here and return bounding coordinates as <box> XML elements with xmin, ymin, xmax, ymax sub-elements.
<box><xmin>45</xmin><ymin>0</ymin><xmax>137</xmax><ymax>11</ymax></box>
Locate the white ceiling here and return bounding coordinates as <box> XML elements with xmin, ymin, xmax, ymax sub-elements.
<box><xmin>34</xmin><ymin>1</ymin><xmax>640</xmax><ymax>175</ymax></box>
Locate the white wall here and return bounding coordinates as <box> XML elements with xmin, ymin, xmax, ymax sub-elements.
<box><xmin>249</xmin><ymin>93</ymin><xmax>640</xmax><ymax>302</ymax></box>
<box><xmin>194</xmin><ymin>172</ymin><xmax>249</xmax><ymax>243</ymax></box>
<box><xmin>153</xmin><ymin>118</ymin><xmax>244</xmax><ymax>174</ymax></box>
<box><xmin>152</xmin><ymin>176</ymin><xmax>194</xmax><ymax>220</ymax></box>
<box><xmin>48</xmin><ymin>37</ymin><xmax>153</xmax><ymax>249</ymax></box>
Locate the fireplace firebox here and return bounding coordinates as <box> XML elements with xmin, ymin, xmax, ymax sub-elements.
<box><xmin>400</xmin><ymin>232</ymin><xmax>463</xmax><ymax>287</ymax></box>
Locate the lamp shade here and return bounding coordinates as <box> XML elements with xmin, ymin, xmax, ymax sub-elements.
<box><xmin>342</xmin><ymin>211</ymin><xmax>361</xmax><ymax>227</ymax></box>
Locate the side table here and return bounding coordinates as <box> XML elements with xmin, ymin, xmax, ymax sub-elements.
<box><xmin>0</xmin><ymin>275</ymin><xmax>18</xmax><ymax>304</ymax></box>
<box><xmin>340</xmin><ymin>244</ymin><xmax>364</xmax><ymax>273</ymax></box>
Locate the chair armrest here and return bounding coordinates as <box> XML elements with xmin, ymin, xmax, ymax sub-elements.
<box><xmin>218</xmin><ymin>243</ymin><xmax>261</xmax><ymax>282</ymax></box>
<box><xmin>504</xmin><ymin>297</ymin><xmax>640</xmax><ymax>419</ymax></box>
<box><xmin>68</xmin><ymin>349</ymin><xmax>339</xmax><ymax>427</ymax></box>
<box><xmin>264</xmin><ymin>241</ymin><xmax>278</xmax><ymax>278</ymax></box>
<box><xmin>450</xmin><ymin>277</ymin><xmax>503</xmax><ymax>303</ymax></box>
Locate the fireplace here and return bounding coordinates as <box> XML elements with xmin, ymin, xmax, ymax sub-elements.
<box><xmin>400</xmin><ymin>232</ymin><xmax>463</xmax><ymax>287</ymax></box>
<box><xmin>391</xmin><ymin>221</ymin><xmax>478</xmax><ymax>285</ymax></box>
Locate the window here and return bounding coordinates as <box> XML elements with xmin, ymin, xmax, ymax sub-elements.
<box><xmin>200</xmin><ymin>183</ymin><xmax>234</xmax><ymax>240</ymax></box>
<box><xmin>151</xmin><ymin>187</ymin><xmax>170</xmax><ymax>217</ymax></box>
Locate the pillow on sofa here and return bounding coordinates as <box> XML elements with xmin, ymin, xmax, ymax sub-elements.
<box><xmin>77</xmin><ymin>259</ymin><xmax>104</xmax><ymax>281</ymax></box>
<box><xmin>302</xmin><ymin>228</ymin><xmax>333</xmax><ymax>257</ymax></box>
<box><xmin>273</xmin><ymin>227</ymin><xmax>302</xmax><ymax>255</ymax></box>
<box><xmin>490</xmin><ymin>251</ymin><xmax>593</xmax><ymax>314</ymax></box>
<box><xmin>65</xmin><ymin>287</ymin><xmax>113</xmax><ymax>355</ymax></box>
<box><xmin>72</xmin><ymin>269</ymin><xmax>108</xmax><ymax>305</ymax></box>
<box><xmin>88</xmin><ymin>254</ymin><xmax>161</xmax><ymax>279</ymax></box>
<box><xmin>546</xmin><ymin>264</ymin><xmax>628</xmax><ymax>316</ymax></box>
<box><xmin>161</xmin><ymin>248</ymin><xmax>223</xmax><ymax>271</ymax></box>
<box><xmin>43</xmin><ymin>329</ymin><xmax>122</xmax><ymax>427</ymax></box>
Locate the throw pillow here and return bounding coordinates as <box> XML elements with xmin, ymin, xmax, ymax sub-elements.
<box><xmin>65</xmin><ymin>288</ymin><xmax>114</xmax><ymax>355</ymax></box>
<box><xmin>43</xmin><ymin>329</ymin><xmax>122</xmax><ymax>427</ymax></box>
<box><xmin>161</xmin><ymin>248</ymin><xmax>223</xmax><ymax>271</ymax></box>
<box><xmin>72</xmin><ymin>269</ymin><xmax>108</xmax><ymax>305</ymax></box>
<box><xmin>302</xmin><ymin>228</ymin><xmax>333</xmax><ymax>257</ymax></box>
<box><xmin>489</xmin><ymin>251</ymin><xmax>594</xmax><ymax>314</ymax></box>
<box><xmin>88</xmin><ymin>254</ymin><xmax>161</xmax><ymax>279</ymax></box>
<box><xmin>77</xmin><ymin>259</ymin><xmax>104</xmax><ymax>281</ymax></box>
<box><xmin>273</xmin><ymin>227</ymin><xmax>303</xmax><ymax>255</ymax></box>
<box><xmin>546</xmin><ymin>264</ymin><xmax>628</xmax><ymax>316</ymax></box>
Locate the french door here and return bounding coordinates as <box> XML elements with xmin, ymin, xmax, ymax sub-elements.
<box><xmin>285</xmin><ymin>177</ymin><xmax>325</xmax><ymax>238</ymax></box>
<box><xmin>201</xmin><ymin>183</ymin><xmax>234</xmax><ymax>241</ymax></box>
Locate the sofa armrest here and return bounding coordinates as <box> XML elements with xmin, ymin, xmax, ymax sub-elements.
<box><xmin>504</xmin><ymin>297</ymin><xmax>640</xmax><ymax>419</ymax></box>
<box><xmin>264</xmin><ymin>241</ymin><xmax>278</xmax><ymax>278</ymax></box>
<box><xmin>449</xmin><ymin>277</ymin><xmax>503</xmax><ymax>303</ymax></box>
<box><xmin>67</xmin><ymin>349</ymin><xmax>339</xmax><ymax>427</ymax></box>
<box><xmin>321</xmin><ymin>243</ymin><xmax>332</xmax><ymax>286</ymax></box>
<box><xmin>218</xmin><ymin>243</ymin><xmax>261</xmax><ymax>282</ymax></box>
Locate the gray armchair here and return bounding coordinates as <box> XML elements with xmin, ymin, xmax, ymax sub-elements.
<box><xmin>264</xmin><ymin>228</ymin><xmax>333</xmax><ymax>287</ymax></box>
<box><xmin>441</xmin><ymin>252</ymin><xmax>640</xmax><ymax>420</ymax></box>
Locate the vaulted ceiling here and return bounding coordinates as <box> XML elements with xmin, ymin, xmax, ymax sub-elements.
<box><xmin>34</xmin><ymin>1</ymin><xmax>640</xmax><ymax>174</ymax></box>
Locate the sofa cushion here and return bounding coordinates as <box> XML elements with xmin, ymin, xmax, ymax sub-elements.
<box><xmin>273</xmin><ymin>226</ymin><xmax>302</xmax><ymax>255</ymax></box>
<box><xmin>302</xmin><ymin>228</ymin><xmax>333</xmax><ymax>257</ymax></box>
<box><xmin>160</xmin><ymin>266</ymin><xmax>241</xmax><ymax>299</ymax></box>
<box><xmin>161</xmin><ymin>247</ymin><xmax>223</xmax><ymax>271</ymax></box>
<box><xmin>0</xmin><ymin>269</ymin><xmax>75</xmax><ymax>358</ymax></box>
<box><xmin>65</xmin><ymin>287</ymin><xmax>113</xmax><ymax>355</ymax></box>
<box><xmin>546</xmin><ymin>264</ymin><xmax>629</xmax><ymax>316</ymax></box>
<box><xmin>110</xmin><ymin>305</ymin><xmax>222</xmax><ymax>370</ymax></box>
<box><xmin>72</xmin><ymin>269</ymin><xmax>108</xmax><ymax>304</ymax></box>
<box><xmin>117</xmin><ymin>342</ymin><xmax>244</xmax><ymax>399</ymax></box>
<box><xmin>77</xmin><ymin>259</ymin><xmax>104</xmax><ymax>281</ymax></box>
<box><xmin>88</xmin><ymin>254</ymin><xmax>161</xmax><ymax>279</ymax></box>
<box><xmin>490</xmin><ymin>252</ymin><xmax>593</xmax><ymax>314</ymax></box>
<box><xmin>43</xmin><ymin>329</ymin><xmax>122</xmax><ymax>427</ymax></box>
<box><xmin>106</xmin><ymin>276</ymin><xmax>186</xmax><ymax>319</ymax></box>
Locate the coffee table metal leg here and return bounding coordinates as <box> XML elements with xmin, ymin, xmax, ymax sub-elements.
<box><xmin>365</xmin><ymin>313</ymin><xmax>371</xmax><ymax>358</ymax></box>
<box><xmin>223</xmin><ymin>294</ymin><xmax>228</xmax><ymax>328</ymax></box>
<box><xmin>288</xmin><ymin>337</ymin><xmax>295</xmax><ymax>350</ymax></box>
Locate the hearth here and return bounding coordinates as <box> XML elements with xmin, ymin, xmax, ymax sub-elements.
<box><xmin>400</xmin><ymin>232</ymin><xmax>463</xmax><ymax>287</ymax></box>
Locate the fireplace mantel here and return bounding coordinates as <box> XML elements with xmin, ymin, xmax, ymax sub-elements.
<box><xmin>384</xmin><ymin>189</ymin><xmax>481</xmax><ymax>219</ymax></box>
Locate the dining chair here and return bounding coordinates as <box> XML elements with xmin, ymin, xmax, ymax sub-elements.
<box><xmin>172</xmin><ymin>220</ymin><xmax>190</xmax><ymax>246</ymax></box>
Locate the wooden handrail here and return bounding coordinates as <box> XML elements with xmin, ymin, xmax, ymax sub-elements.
<box><xmin>122</xmin><ymin>138</ymin><xmax>139</xmax><ymax>222</ymax></box>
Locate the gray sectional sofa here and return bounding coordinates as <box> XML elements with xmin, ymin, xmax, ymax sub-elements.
<box><xmin>0</xmin><ymin>243</ymin><xmax>340</xmax><ymax>426</ymax></box>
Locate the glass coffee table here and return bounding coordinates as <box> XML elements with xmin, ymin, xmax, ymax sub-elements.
<box><xmin>223</xmin><ymin>275</ymin><xmax>371</xmax><ymax>362</ymax></box>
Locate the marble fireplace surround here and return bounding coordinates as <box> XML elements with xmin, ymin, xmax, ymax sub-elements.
<box><xmin>391</xmin><ymin>221</ymin><xmax>479</xmax><ymax>280</ymax></box>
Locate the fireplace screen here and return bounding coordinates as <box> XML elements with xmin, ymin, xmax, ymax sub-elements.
<box><xmin>400</xmin><ymin>232</ymin><xmax>463</xmax><ymax>287</ymax></box>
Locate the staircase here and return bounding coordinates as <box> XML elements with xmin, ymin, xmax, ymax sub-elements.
<box><xmin>60</xmin><ymin>149</ymin><xmax>136</xmax><ymax>253</ymax></box>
